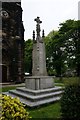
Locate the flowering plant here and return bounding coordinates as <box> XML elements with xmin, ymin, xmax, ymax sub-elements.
<box><xmin>0</xmin><ymin>94</ymin><xmax>31</xmax><ymax>120</ymax></box>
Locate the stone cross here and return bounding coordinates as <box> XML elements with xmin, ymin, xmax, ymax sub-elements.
<box><xmin>34</xmin><ymin>17</ymin><xmax>42</xmax><ymax>37</ymax></box>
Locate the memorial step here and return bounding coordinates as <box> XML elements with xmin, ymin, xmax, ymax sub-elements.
<box><xmin>4</xmin><ymin>92</ymin><xmax>62</xmax><ymax>107</ymax></box>
<box><xmin>16</xmin><ymin>86</ymin><xmax>63</xmax><ymax>95</ymax></box>
<box><xmin>3</xmin><ymin>86</ymin><xmax>64</xmax><ymax>107</ymax></box>
<box><xmin>9</xmin><ymin>89</ymin><xmax>63</xmax><ymax>101</ymax></box>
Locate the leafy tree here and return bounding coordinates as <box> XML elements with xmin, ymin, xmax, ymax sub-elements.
<box><xmin>45</xmin><ymin>31</ymin><xmax>66</xmax><ymax>77</ymax></box>
<box><xmin>59</xmin><ymin>20</ymin><xmax>80</xmax><ymax>77</ymax></box>
<box><xmin>24</xmin><ymin>39</ymin><xmax>33</xmax><ymax>74</ymax></box>
<box><xmin>45</xmin><ymin>20</ymin><xmax>80</xmax><ymax>77</ymax></box>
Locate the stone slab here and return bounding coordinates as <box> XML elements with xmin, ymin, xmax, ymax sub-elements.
<box><xmin>25</xmin><ymin>76</ymin><xmax>54</xmax><ymax>90</ymax></box>
<box><xmin>9</xmin><ymin>89</ymin><xmax>62</xmax><ymax>100</ymax></box>
<box><xmin>4</xmin><ymin>91</ymin><xmax>61</xmax><ymax>107</ymax></box>
<box><xmin>16</xmin><ymin>86</ymin><xmax>63</xmax><ymax>95</ymax></box>
<box><xmin>3</xmin><ymin>86</ymin><xmax>64</xmax><ymax>107</ymax></box>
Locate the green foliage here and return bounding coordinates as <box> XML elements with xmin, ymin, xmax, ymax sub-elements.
<box><xmin>24</xmin><ymin>39</ymin><xmax>33</xmax><ymax>74</ymax></box>
<box><xmin>0</xmin><ymin>94</ymin><xmax>31</xmax><ymax>120</ymax></box>
<box><xmin>45</xmin><ymin>30</ymin><xmax>66</xmax><ymax>76</ymax></box>
<box><xmin>59</xmin><ymin>20</ymin><xmax>80</xmax><ymax>76</ymax></box>
<box><xmin>44</xmin><ymin>20</ymin><xmax>80</xmax><ymax>77</ymax></box>
<box><xmin>61</xmin><ymin>83</ymin><xmax>80</xmax><ymax>119</ymax></box>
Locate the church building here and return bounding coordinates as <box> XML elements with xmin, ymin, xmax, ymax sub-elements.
<box><xmin>0</xmin><ymin>1</ymin><xmax>24</xmax><ymax>83</ymax></box>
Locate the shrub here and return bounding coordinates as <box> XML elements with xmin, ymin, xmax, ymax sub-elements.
<box><xmin>60</xmin><ymin>83</ymin><xmax>80</xmax><ymax>119</ymax></box>
<box><xmin>0</xmin><ymin>94</ymin><xmax>31</xmax><ymax>120</ymax></box>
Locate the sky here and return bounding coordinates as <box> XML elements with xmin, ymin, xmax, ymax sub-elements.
<box><xmin>21</xmin><ymin>0</ymin><xmax>79</xmax><ymax>40</ymax></box>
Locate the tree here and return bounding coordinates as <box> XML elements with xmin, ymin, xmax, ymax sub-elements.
<box><xmin>45</xmin><ymin>31</ymin><xmax>66</xmax><ymax>77</ymax></box>
<box><xmin>59</xmin><ymin>20</ymin><xmax>80</xmax><ymax>77</ymax></box>
<box><xmin>24</xmin><ymin>39</ymin><xmax>33</xmax><ymax>74</ymax></box>
<box><xmin>45</xmin><ymin>20</ymin><xmax>80</xmax><ymax>77</ymax></box>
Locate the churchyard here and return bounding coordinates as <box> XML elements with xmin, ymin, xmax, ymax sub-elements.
<box><xmin>1</xmin><ymin>16</ymin><xmax>80</xmax><ymax>119</ymax></box>
<box><xmin>1</xmin><ymin>17</ymin><xmax>80</xmax><ymax>118</ymax></box>
<box><xmin>1</xmin><ymin>1</ymin><xmax>80</xmax><ymax>119</ymax></box>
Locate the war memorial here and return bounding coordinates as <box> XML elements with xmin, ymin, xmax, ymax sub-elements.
<box><xmin>4</xmin><ymin>16</ymin><xmax>63</xmax><ymax>107</ymax></box>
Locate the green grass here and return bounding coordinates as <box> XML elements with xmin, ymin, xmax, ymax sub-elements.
<box><xmin>0</xmin><ymin>86</ymin><xmax>17</xmax><ymax>92</ymax></box>
<box><xmin>55</xmin><ymin>83</ymin><xmax>64</xmax><ymax>87</ymax></box>
<box><xmin>27</xmin><ymin>102</ymin><xmax>61</xmax><ymax>119</ymax></box>
<box><xmin>54</xmin><ymin>77</ymin><xmax>80</xmax><ymax>86</ymax></box>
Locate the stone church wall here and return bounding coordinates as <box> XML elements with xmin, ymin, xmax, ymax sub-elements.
<box><xmin>0</xmin><ymin>1</ymin><xmax>24</xmax><ymax>83</ymax></box>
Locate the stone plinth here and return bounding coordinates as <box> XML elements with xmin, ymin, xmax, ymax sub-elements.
<box><xmin>25</xmin><ymin>76</ymin><xmax>54</xmax><ymax>90</ymax></box>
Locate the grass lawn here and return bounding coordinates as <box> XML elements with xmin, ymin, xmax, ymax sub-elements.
<box><xmin>54</xmin><ymin>77</ymin><xmax>80</xmax><ymax>86</ymax></box>
<box><xmin>1</xmin><ymin>86</ymin><xmax>17</xmax><ymax>92</ymax></box>
<box><xmin>27</xmin><ymin>102</ymin><xmax>61</xmax><ymax>119</ymax></box>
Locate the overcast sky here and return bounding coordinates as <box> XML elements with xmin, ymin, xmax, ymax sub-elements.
<box><xmin>21</xmin><ymin>0</ymin><xmax>79</xmax><ymax>40</ymax></box>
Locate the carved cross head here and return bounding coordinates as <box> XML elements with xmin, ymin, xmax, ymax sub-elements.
<box><xmin>34</xmin><ymin>17</ymin><xmax>42</xmax><ymax>24</ymax></box>
<box><xmin>34</xmin><ymin>17</ymin><xmax>42</xmax><ymax>37</ymax></box>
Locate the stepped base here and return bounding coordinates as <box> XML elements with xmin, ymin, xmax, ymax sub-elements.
<box><xmin>4</xmin><ymin>86</ymin><xmax>64</xmax><ymax>107</ymax></box>
<box><xmin>25</xmin><ymin>76</ymin><xmax>54</xmax><ymax>90</ymax></box>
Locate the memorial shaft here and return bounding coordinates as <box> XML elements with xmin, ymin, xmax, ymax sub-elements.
<box><xmin>32</xmin><ymin>17</ymin><xmax>47</xmax><ymax>76</ymax></box>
